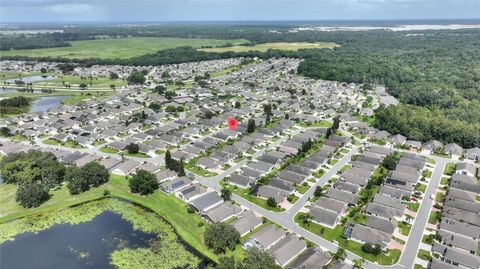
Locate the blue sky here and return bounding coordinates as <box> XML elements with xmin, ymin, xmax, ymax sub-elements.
<box><xmin>1</xmin><ymin>0</ymin><xmax>479</xmax><ymax>23</ymax></box>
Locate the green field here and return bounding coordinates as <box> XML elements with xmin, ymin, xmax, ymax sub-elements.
<box><xmin>199</xmin><ymin>42</ymin><xmax>339</xmax><ymax>53</ymax></box>
<box><xmin>1</xmin><ymin>37</ymin><xmax>249</xmax><ymax>59</ymax></box>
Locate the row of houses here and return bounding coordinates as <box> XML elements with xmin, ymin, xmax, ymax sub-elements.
<box><xmin>429</xmin><ymin>164</ymin><xmax>480</xmax><ymax>269</ymax></box>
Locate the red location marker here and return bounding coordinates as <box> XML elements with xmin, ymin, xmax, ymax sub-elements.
<box><xmin>228</xmin><ymin>117</ymin><xmax>238</xmax><ymax>131</ymax></box>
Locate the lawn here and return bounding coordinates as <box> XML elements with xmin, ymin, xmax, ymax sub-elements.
<box><xmin>294</xmin><ymin>213</ymin><xmax>400</xmax><ymax>265</ymax></box>
<box><xmin>428</xmin><ymin>211</ymin><xmax>442</xmax><ymax>225</ymax></box>
<box><xmin>1</xmin><ymin>37</ymin><xmax>249</xmax><ymax>59</ymax></box>
<box><xmin>397</xmin><ymin>221</ymin><xmax>412</xmax><ymax>236</ymax></box>
<box><xmin>121</xmin><ymin>151</ymin><xmax>150</xmax><ymax>158</ymax></box>
<box><xmin>0</xmin><ymin>175</ymin><xmax>221</xmax><ymax>262</ymax></box>
<box><xmin>33</xmin><ymin>74</ymin><xmax>127</xmax><ymax>88</ymax></box>
<box><xmin>296</xmin><ymin>120</ymin><xmax>333</xmax><ymax>128</ymax></box>
<box><xmin>443</xmin><ymin>163</ymin><xmax>456</xmax><ymax>176</ymax></box>
<box><xmin>440</xmin><ymin>177</ymin><xmax>450</xmax><ymax>185</ymax></box>
<box><xmin>414</xmin><ymin>183</ymin><xmax>427</xmax><ymax>193</ymax></box>
<box><xmin>407</xmin><ymin>202</ymin><xmax>420</xmax><ymax>212</ymax></box>
<box><xmin>200</xmin><ymin>42</ymin><xmax>339</xmax><ymax>53</ymax></box>
<box><xmin>296</xmin><ymin>183</ymin><xmax>311</xmax><ymax>194</ymax></box>
<box><xmin>43</xmin><ymin>138</ymin><xmax>83</xmax><ymax>149</ymax></box>
<box><xmin>223</xmin><ymin>185</ymin><xmax>284</xmax><ymax>212</ymax></box>
<box><xmin>417</xmin><ymin>249</ymin><xmax>432</xmax><ymax>261</ymax></box>
<box><xmin>435</xmin><ymin>192</ymin><xmax>445</xmax><ymax>202</ymax></box>
<box><xmin>100</xmin><ymin>146</ymin><xmax>119</xmax><ymax>154</ymax></box>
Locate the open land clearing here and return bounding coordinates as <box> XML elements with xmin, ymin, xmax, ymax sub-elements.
<box><xmin>0</xmin><ymin>37</ymin><xmax>249</xmax><ymax>59</ymax></box>
<box><xmin>199</xmin><ymin>42</ymin><xmax>340</xmax><ymax>52</ymax></box>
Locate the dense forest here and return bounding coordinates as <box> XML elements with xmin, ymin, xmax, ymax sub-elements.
<box><xmin>1</xmin><ymin>25</ymin><xmax>479</xmax><ymax>147</ymax></box>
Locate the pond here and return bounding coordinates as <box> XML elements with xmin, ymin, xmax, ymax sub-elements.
<box><xmin>0</xmin><ymin>199</ymin><xmax>205</xmax><ymax>269</ymax></box>
<box><xmin>0</xmin><ymin>211</ymin><xmax>156</xmax><ymax>269</ymax></box>
<box><xmin>0</xmin><ymin>88</ymin><xmax>45</xmax><ymax>93</ymax></box>
<box><xmin>30</xmin><ymin>96</ymin><xmax>67</xmax><ymax>112</ymax></box>
<box><xmin>4</xmin><ymin>75</ymin><xmax>57</xmax><ymax>83</ymax></box>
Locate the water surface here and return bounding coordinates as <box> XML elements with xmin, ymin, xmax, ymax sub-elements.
<box><xmin>0</xmin><ymin>211</ymin><xmax>157</xmax><ymax>269</ymax></box>
<box><xmin>30</xmin><ymin>96</ymin><xmax>67</xmax><ymax>112</ymax></box>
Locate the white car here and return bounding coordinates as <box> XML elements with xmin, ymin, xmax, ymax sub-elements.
<box><xmin>430</xmin><ymin>194</ymin><xmax>435</xmax><ymax>200</ymax></box>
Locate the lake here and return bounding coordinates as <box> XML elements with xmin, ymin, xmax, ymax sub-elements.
<box><xmin>0</xmin><ymin>211</ymin><xmax>157</xmax><ymax>269</ymax></box>
<box><xmin>4</xmin><ymin>75</ymin><xmax>57</xmax><ymax>83</ymax></box>
<box><xmin>30</xmin><ymin>96</ymin><xmax>67</xmax><ymax>112</ymax></box>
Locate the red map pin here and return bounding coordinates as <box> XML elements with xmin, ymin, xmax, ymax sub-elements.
<box><xmin>228</xmin><ymin>117</ymin><xmax>238</xmax><ymax>131</ymax></box>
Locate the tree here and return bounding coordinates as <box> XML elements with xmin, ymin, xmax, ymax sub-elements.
<box><xmin>109</xmin><ymin>72</ymin><xmax>119</xmax><ymax>79</ymax></box>
<box><xmin>79</xmin><ymin>83</ymin><xmax>88</xmax><ymax>90</ymax></box>
<box><xmin>221</xmin><ymin>188</ymin><xmax>232</xmax><ymax>201</ymax></box>
<box><xmin>353</xmin><ymin>258</ymin><xmax>366</xmax><ymax>269</ymax></box>
<box><xmin>66</xmin><ymin>166</ymin><xmax>90</xmax><ymax>195</ymax></box>
<box><xmin>263</xmin><ymin>103</ymin><xmax>273</xmax><ymax>116</ymax></box>
<box><xmin>127</xmin><ymin>72</ymin><xmax>146</xmax><ymax>84</ymax></box>
<box><xmin>247</xmin><ymin>118</ymin><xmax>256</xmax><ymax>133</ymax></box>
<box><xmin>313</xmin><ymin>186</ymin><xmax>323</xmax><ymax>197</ymax></box>
<box><xmin>0</xmin><ymin>126</ymin><xmax>11</xmax><ymax>137</ymax></box>
<box><xmin>332</xmin><ymin>247</ymin><xmax>347</xmax><ymax>261</ymax></box>
<box><xmin>361</xmin><ymin>243</ymin><xmax>382</xmax><ymax>255</ymax></box>
<box><xmin>166</xmin><ymin>105</ymin><xmax>176</xmax><ymax>112</ymax></box>
<box><xmin>242</xmin><ymin>247</ymin><xmax>281</xmax><ymax>269</ymax></box>
<box><xmin>126</xmin><ymin>143</ymin><xmax>139</xmax><ymax>154</ymax></box>
<box><xmin>129</xmin><ymin>170</ymin><xmax>159</xmax><ymax>195</ymax></box>
<box><xmin>81</xmin><ymin>162</ymin><xmax>109</xmax><ymax>187</ymax></box>
<box><xmin>204</xmin><ymin>110</ymin><xmax>214</xmax><ymax>119</ymax></box>
<box><xmin>266</xmin><ymin>197</ymin><xmax>277</xmax><ymax>208</ymax></box>
<box><xmin>165</xmin><ymin>150</ymin><xmax>173</xmax><ymax>169</ymax></box>
<box><xmin>325</xmin><ymin>127</ymin><xmax>332</xmax><ymax>138</ymax></box>
<box><xmin>16</xmin><ymin>182</ymin><xmax>49</xmax><ymax>208</ymax></box>
<box><xmin>204</xmin><ymin>223</ymin><xmax>240</xmax><ymax>253</ymax></box>
<box><xmin>153</xmin><ymin>85</ymin><xmax>166</xmax><ymax>94</ymax></box>
<box><xmin>234</xmin><ymin>101</ymin><xmax>241</xmax><ymax>108</ymax></box>
<box><xmin>331</xmin><ymin>116</ymin><xmax>340</xmax><ymax>132</ymax></box>
<box><xmin>382</xmin><ymin>154</ymin><xmax>398</xmax><ymax>170</ymax></box>
<box><xmin>165</xmin><ymin>90</ymin><xmax>176</xmax><ymax>100</ymax></box>
<box><xmin>177</xmin><ymin>158</ymin><xmax>186</xmax><ymax>176</ymax></box>
<box><xmin>217</xmin><ymin>256</ymin><xmax>238</xmax><ymax>269</ymax></box>
<box><xmin>148</xmin><ymin>102</ymin><xmax>162</xmax><ymax>112</ymax></box>
<box><xmin>40</xmin><ymin>159</ymin><xmax>66</xmax><ymax>188</ymax></box>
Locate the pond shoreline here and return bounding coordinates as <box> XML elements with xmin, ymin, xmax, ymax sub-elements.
<box><xmin>0</xmin><ymin>197</ymin><xmax>207</xmax><ymax>269</ymax></box>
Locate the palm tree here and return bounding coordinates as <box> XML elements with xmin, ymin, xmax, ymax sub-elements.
<box><xmin>353</xmin><ymin>258</ymin><xmax>366</xmax><ymax>269</ymax></box>
<box><xmin>332</xmin><ymin>247</ymin><xmax>347</xmax><ymax>261</ymax></box>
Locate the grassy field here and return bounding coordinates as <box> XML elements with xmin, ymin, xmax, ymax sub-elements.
<box><xmin>1</xmin><ymin>37</ymin><xmax>248</xmax><ymax>59</ymax></box>
<box><xmin>0</xmin><ymin>175</ymin><xmax>222</xmax><ymax>262</ymax></box>
<box><xmin>200</xmin><ymin>42</ymin><xmax>339</xmax><ymax>53</ymax></box>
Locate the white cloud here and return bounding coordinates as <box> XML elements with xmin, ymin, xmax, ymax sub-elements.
<box><xmin>45</xmin><ymin>3</ymin><xmax>93</xmax><ymax>13</ymax></box>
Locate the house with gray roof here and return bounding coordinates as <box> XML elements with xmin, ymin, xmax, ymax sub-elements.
<box><xmin>229</xmin><ymin>211</ymin><xmax>262</xmax><ymax>236</ymax></box>
<box><xmin>455</xmin><ymin>162</ymin><xmax>477</xmax><ymax>178</ymax></box>
<box><xmin>364</xmin><ymin>202</ymin><xmax>404</xmax><ymax>220</ymax></box>
<box><xmin>349</xmin><ymin>224</ymin><xmax>392</xmax><ymax>249</ymax></box>
<box><xmin>440</xmin><ymin>218</ymin><xmax>480</xmax><ymax>239</ymax></box>
<box><xmin>189</xmin><ymin>192</ymin><xmax>224</xmax><ymax>213</ymax></box>
<box><xmin>268</xmin><ymin>235</ymin><xmax>307</xmax><ymax>266</ymax></box>
<box><xmin>387</xmin><ymin>134</ymin><xmax>406</xmax><ymax>146</ymax></box>
<box><xmin>326</xmin><ymin>188</ymin><xmax>359</xmax><ymax>205</ymax></box>
<box><xmin>177</xmin><ymin>183</ymin><xmax>207</xmax><ymax>202</ymax></box>
<box><xmin>314</xmin><ymin>197</ymin><xmax>348</xmax><ymax>214</ymax></box>
<box><xmin>203</xmin><ymin>202</ymin><xmax>242</xmax><ymax>223</ymax></box>
<box><xmin>423</xmin><ymin>140</ymin><xmax>444</xmax><ymax>154</ymax></box>
<box><xmin>160</xmin><ymin>177</ymin><xmax>192</xmax><ymax>193</ymax></box>
<box><xmin>256</xmin><ymin>185</ymin><xmax>288</xmax><ymax>203</ymax></box>
<box><xmin>287</xmin><ymin>247</ymin><xmax>331</xmax><ymax>269</ymax></box>
<box><xmin>244</xmin><ymin>224</ymin><xmax>285</xmax><ymax>250</ymax></box>
<box><xmin>310</xmin><ymin>206</ymin><xmax>341</xmax><ymax>228</ymax></box>
<box><xmin>111</xmin><ymin>159</ymin><xmax>141</xmax><ymax>175</ymax></box>
<box><xmin>227</xmin><ymin>174</ymin><xmax>256</xmax><ymax>188</ymax></box>
<box><xmin>438</xmin><ymin>229</ymin><xmax>478</xmax><ymax>254</ymax></box>
<box><xmin>444</xmin><ymin>143</ymin><xmax>463</xmax><ymax>159</ymax></box>
<box><xmin>464</xmin><ymin>147</ymin><xmax>480</xmax><ymax>161</ymax></box>
<box><xmin>366</xmin><ymin>215</ymin><xmax>396</xmax><ymax>234</ymax></box>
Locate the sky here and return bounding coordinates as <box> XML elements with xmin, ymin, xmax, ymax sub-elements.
<box><xmin>0</xmin><ymin>0</ymin><xmax>479</xmax><ymax>23</ymax></box>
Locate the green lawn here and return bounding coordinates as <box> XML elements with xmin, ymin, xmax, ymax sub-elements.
<box><xmin>414</xmin><ymin>264</ymin><xmax>426</xmax><ymax>269</ymax></box>
<box><xmin>296</xmin><ymin>183</ymin><xmax>311</xmax><ymax>194</ymax></box>
<box><xmin>294</xmin><ymin>213</ymin><xmax>401</xmax><ymax>265</ymax></box>
<box><xmin>200</xmin><ymin>42</ymin><xmax>339</xmax><ymax>53</ymax></box>
<box><xmin>43</xmin><ymin>138</ymin><xmax>83</xmax><ymax>149</ymax></box>
<box><xmin>0</xmin><ymin>175</ymin><xmax>221</xmax><ymax>262</ymax></box>
<box><xmin>397</xmin><ymin>221</ymin><xmax>412</xmax><ymax>236</ymax></box>
<box><xmin>121</xmin><ymin>151</ymin><xmax>150</xmax><ymax>158</ymax></box>
<box><xmin>417</xmin><ymin>249</ymin><xmax>432</xmax><ymax>261</ymax></box>
<box><xmin>415</xmin><ymin>183</ymin><xmax>427</xmax><ymax>193</ymax></box>
<box><xmin>296</xmin><ymin>120</ymin><xmax>333</xmax><ymax>128</ymax></box>
<box><xmin>443</xmin><ymin>163</ymin><xmax>456</xmax><ymax>176</ymax></box>
<box><xmin>428</xmin><ymin>211</ymin><xmax>442</xmax><ymax>225</ymax></box>
<box><xmin>2</xmin><ymin>37</ymin><xmax>248</xmax><ymax>59</ymax></box>
<box><xmin>222</xmin><ymin>184</ymin><xmax>284</xmax><ymax>212</ymax></box>
<box><xmin>435</xmin><ymin>192</ymin><xmax>445</xmax><ymax>202</ymax></box>
<box><xmin>100</xmin><ymin>147</ymin><xmax>119</xmax><ymax>154</ymax></box>
<box><xmin>33</xmin><ymin>74</ymin><xmax>127</xmax><ymax>88</ymax></box>
<box><xmin>407</xmin><ymin>202</ymin><xmax>420</xmax><ymax>212</ymax></box>
<box><xmin>440</xmin><ymin>177</ymin><xmax>450</xmax><ymax>185</ymax></box>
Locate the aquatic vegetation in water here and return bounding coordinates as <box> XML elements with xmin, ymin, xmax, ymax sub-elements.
<box><xmin>0</xmin><ymin>199</ymin><xmax>201</xmax><ymax>269</ymax></box>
